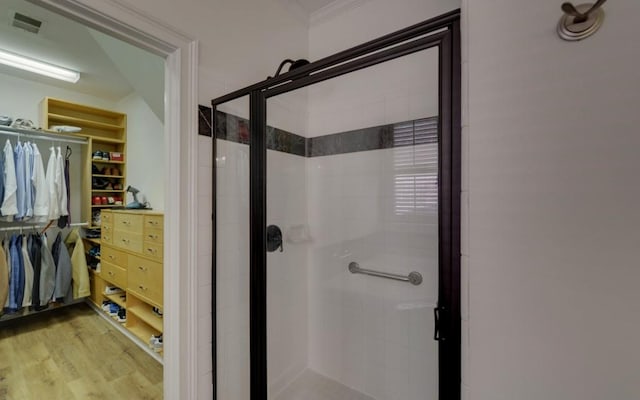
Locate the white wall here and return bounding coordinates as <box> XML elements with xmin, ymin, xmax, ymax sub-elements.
<box><xmin>306</xmin><ymin>145</ymin><xmax>439</xmax><ymax>400</ymax></box>
<box><xmin>0</xmin><ymin>71</ymin><xmax>115</xmax><ymax>124</ymax></box>
<box><xmin>306</xmin><ymin>48</ymin><xmax>439</xmax><ymax>137</ymax></box>
<box><xmin>463</xmin><ymin>0</ymin><xmax>640</xmax><ymax>399</ymax></box>
<box><xmin>115</xmin><ymin>93</ymin><xmax>164</xmax><ymax>211</ymax></box>
<box><xmin>0</xmin><ymin>71</ymin><xmax>117</xmax><ymax>224</ymax></box>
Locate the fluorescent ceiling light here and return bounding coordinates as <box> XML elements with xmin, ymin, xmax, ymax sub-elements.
<box><xmin>0</xmin><ymin>48</ymin><xmax>80</xmax><ymax>83</ymax></box>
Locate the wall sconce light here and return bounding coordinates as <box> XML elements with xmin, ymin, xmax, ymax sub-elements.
<box><xmin>0</xmin><ymin>48</ymin><xmax>80</xmax><ymax>83</ymax></box>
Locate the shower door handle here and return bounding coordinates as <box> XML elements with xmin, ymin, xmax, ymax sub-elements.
<box><xmin>433</xmin><ymin>305</ymin><xmax>446</xmax><ymax>341</ymax></box>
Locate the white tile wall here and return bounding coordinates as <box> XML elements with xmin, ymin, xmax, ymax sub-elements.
<box><xmin>306</xmin><ymin>48</ymin><xmax>440</xmax><ymax>137</ymax></box>
<box><xmin>306</xmin><ymin>146</ymin><xmax>439</xmax><ymax>399</ymax></box>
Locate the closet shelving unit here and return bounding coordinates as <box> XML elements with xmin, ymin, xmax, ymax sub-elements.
<box><xmin>40</xmin><ymin>97</ymin><xmax>127</xmax><ymax>229</ymax></box>
<box><xmin>40</xmin><ymin>97</ymin><xmax>128</xmax><ymax>313</ymax></box>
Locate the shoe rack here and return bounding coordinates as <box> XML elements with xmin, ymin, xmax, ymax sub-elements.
<box><xmin>40</xmin><ymin>97</ymin><xmax>127</xmax><ymax>228</ymax></box>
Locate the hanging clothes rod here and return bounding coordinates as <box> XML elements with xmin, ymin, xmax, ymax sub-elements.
<box><xmin>0</xmin><ymin>222</ymin><xmax>88</xmax><ymax>232</ymax></box>
<box><xmin>0</xmin><ymin>126</ymin><xmax>88</xmax><ymax>145</ymax></box>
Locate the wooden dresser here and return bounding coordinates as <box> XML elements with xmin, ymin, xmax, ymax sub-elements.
<box><xmin>99</xmin><ymin>209</ymin><xmax>164</xmax><ymax>355</ymax></box>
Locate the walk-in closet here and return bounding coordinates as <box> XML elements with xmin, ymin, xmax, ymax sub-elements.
<box><xmin>0</xmin><ymin>1</ymin><xmax>166</xmax><ymax>398</ymax></box>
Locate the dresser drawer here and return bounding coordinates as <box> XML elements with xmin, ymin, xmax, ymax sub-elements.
<box><xmin>102</xmin><ymin>245</ymin><xmax>128</xmax><ymax>268</ymax></box>
<box><xmin>101</xmin><ymin>223</ymin><xmax>113</xmax><ymax>235</ymax></box>
<box><xmin>101</xmin><ymin>211</ymin><xmax>113</xmax><ymax>225</ymax></box>
<box><xmin>113</xmin><ymin>230</ymin><xmax>143</xmax><ymax>253</ymax></box>
<box><xmin>101</xmin><ymin>261</ymin><xmax>127</xmax><ymax>289</ymax></box>
<box><xmin>144</xmin><ymin>228</ymin><xmax>163</xmax><ymax>244</ymax></box>
<box><xmin>101</xmin><ymin>229</ymin><xmax>112</xmax><ymax>245</ymax></box>
<box><xmin>142</xmin><ymin>242</ymin><xmax>163</xmax><ymax>261</ymax></box>
<box><xmin>144</xmin><ymin>215</ymin><xmax>163</xmax><ymax>230</ymax></box>
<box><xmin>114</xmin><ymin>213</ymin><xmax>143</xmax><ymax>232</ymax></box>
<box><xmin>127</xmin><ymin>254</ymin><xmax>163</xmax><ymax>306</ymax></box>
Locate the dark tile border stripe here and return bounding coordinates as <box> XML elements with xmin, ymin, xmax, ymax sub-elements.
<box><xmin>199</xmin><ymin>104</ymin><xmax>437</xmax><ymax>158</ymax></box>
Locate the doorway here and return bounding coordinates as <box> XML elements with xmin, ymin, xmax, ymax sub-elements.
<box><xmin>212</xmin><ymin>9</ymin><xmax>461</xmax><ymax>400</ymax></box>
<box><xmin>20</xmin><ymin>0</ymin><xmax>199</xmax><ymax>398</ymax></box>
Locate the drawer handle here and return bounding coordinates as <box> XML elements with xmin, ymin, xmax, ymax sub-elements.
<box><xmin>108</xmin><ymin>255</ymin><xmax>115</xmax><ymax>260</ymax></box>
<box><xmin>121</xmin><ymin>238</ymin><xmax>130</xmax><ymax>244</ymax></box>
<box><xmin>148</xmin><ymin>234</ymin><xmax>158</xmax><ymax>240</ymax></box>
<box><xmin>122</xmin><ymin>220</ymin><xmax>131</xmax><ymax>225</ymax></box>
<box><xmin>104</xmin><ymin>226</ymin><xmax>110</xmax><ymax>231</ymax></box>
<box><xmin>147</xmin><ymin>248</ymin><xmax>157</xmax><ymax>255</ymax></box>
<box><xmin>148</xmin><ymin>220</ymin><xmax>159</xmax><ymax>226</ymax></box>
<box><xmin>138</xmin><ymin>285</ymin><xmax>148</xmax><ymax>291</ymax></box>
<box><xmin>138</xmin><ymin>266</ymin><xmax>148</xmax><ymax>272</ymax></box>
<box><xmin>103</xmin><ymin>235</ymin><xmax>110</xmax><ymax>240</ymax></box>
<box><xmin>108</xmin><ymin>271</ymin><xmax>114</xmax><ymax>276</ymax></box>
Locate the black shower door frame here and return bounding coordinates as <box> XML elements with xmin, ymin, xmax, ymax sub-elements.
<box><xmin>211</xmin><ymin>9</ymin><xmax>461</xmax><ymax>400</ymax></box>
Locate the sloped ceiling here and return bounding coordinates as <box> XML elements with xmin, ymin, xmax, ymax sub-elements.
<box><xmin>88</xmin><ymin>30</ymin><xmax>164</xmax><ymax>121</ymax></box>
<box><xmin>0</xmin><ymin>0</ymin><xmax>163</xmax><ymax>118</ymax></box>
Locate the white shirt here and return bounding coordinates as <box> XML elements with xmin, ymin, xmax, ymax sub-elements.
<box><xmin>1</xmin><ymin>139</ymin><xmax>17</xmax><ymax>219</ymax></box>
<box><xmin>56</xmin><ymin>147</ymin><xmax>68</xmax><ymax>217</ymax></box>
<box><xmin>23</xmin><ymin>142</ymin><xmax>33</xmax><ymax>220</ymax></box>
<box><xmin>31</xmin><ymin>143</ymin><xmax>49</xmax><ymax>222</ymax></box>
<box><xmin>45</xmin><ymin>147</ymin><xmax>60</xmax><ymax>221</ymax></box>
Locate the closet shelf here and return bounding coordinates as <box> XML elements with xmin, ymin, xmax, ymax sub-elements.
<box><xmin>105</xmin><ymin>293</ymin><xmax>126</xmax><ymax>308</ymax></box>
<box><xmin>127</xmin><ymin>304</ymin><xmax>163</xmax><ymax>333</ymax></box>
<box><xmin>91</xmin><ymin>205</ymin><xmax>124</xmax><ymax>208</ymax></box>
<box><xmin>47</xmin><ymin>113</ymin><xmax>124</xmax><ymax>131</ymax></box>
<box><xmin>91</xmin><ymin>159</ymin><xmax>125</xmax><ymax>165</ymax></box>
<box><xmin>85</xmin><ymin>238</ymin><xmax>101</xmax><ymax>245</ymax></box>
<box><xmin>91</xmin><ymin>190</ymin><xmax>126</xmax><ymax>193</ymax></box>
<box><xmin>126</xmin><ymin>321</ymin><xmax>161</xmax><ymax>344</ymax></box>
<box><xmin>92</xmin><ymin>137</ymin><xmax>126</xmax><ymax>144</ymax></box>
<box><xmin>92</xmin><ymin>174</ymin><xmax>124</xmax><ymax>178</ymax></box>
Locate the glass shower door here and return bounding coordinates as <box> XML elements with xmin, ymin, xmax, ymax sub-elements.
<box><xmin>265</xmin><ymin>47</ymin><xmax>441</xmax><ymax>400</ymax></box>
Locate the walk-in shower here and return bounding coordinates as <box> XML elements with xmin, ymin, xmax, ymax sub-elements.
<box><xmin>212</xmin><ymin>9</ymin><xmax>461</xmax><ymax>400</ymax></box>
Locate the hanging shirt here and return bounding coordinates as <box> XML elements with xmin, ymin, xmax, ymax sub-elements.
<box><xmin>0</xmin><ymin>241</ymin><xmax>8</xmax><ymax>311</ymax></box>
<box><xmin>31</xmin><ymin>144</ymin><xmax>49</xmax><ymax>222</ymax></box>
<box><xmin>39</xmin><ymin>234</ymin><xmax>55</xmax><ymax>308</ymax></box>
<box><xmin>56</xmin><ymin>147</ymin><xmax>68</xmax><ymax>218</ymax></box>
<box><xmin>1</xmin><ymin>140</ymin><xmax>17</xmax><ymax>219</ymax></box>
<box><xmin>0</xmin><ymin>149</ymin><xmax>5</xmax><ymax>216</ymax></box>
<box><xmin>13</xmin><ymin>142</ymin><xmax>25</xmax><ymax>221</ymax></box>
<box><xmin>3</xmin><ymin>239</ymin><xmax>10</xmax><ymax>309</ymax></box>
<box><xmin>64</xmin><ymin>228</ymin><xmax>90</xmax><ymax>299</ymax></box>
<box><xmin>52</xmin><ymin>232</ymin><xmax>72</xmax><ymax>303</ymax></box>
<box><xmin>20</xmin><ymin>235</ymin><xmax>33</xmax><ymax>307</ymax></box>
<box><xmin>8</xmin><ymin>234</ymin><xmax>24</xmax><ymax>312</ymax></box>
<box><xmin>45</xmin><ymin>147</ymin><xmax>60</xmax><ymax>221</ymax></box>
<box><xmin>23</xmin><ymin>142</ymin><xmax>33</xmax><ymax>220</ymax></box>
<box><xmin>28</xmin><ymin>234</ymin><xmax>42</xmax><ymax>310</ymax></box>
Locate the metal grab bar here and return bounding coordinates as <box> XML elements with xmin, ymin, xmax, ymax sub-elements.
<box><xmin>348</xmin><ymin>262</ymin><xmax>423</xmax><ymax>286</ymax></box>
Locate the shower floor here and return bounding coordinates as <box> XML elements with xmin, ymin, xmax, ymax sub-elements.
<box><xmin>275</xmin><ymin>369</ymin><xmax>375</xmax><ymax>400</ymax></box>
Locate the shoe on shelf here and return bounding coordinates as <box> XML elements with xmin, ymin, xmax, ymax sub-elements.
<box><xmin>102</xmin><ymin>151</ymin><xmax>110</xmax><ymax>161</ymax></box>
<box><xmin>104</xmin><ymin>285</ymin><xmax>124</xmax><ymax>295</ymax></box>
<box><xmin>101</xmin><ymin>300</ymin><xmax>111</xmax><ymax>312</ymax></box>
<box><xmin>108</xmin><ymin>303</ymin><xmax>120</xmax><ymax>316</ymax></box>
<box><xmin>149</xmin><ymin>334</ymin><xmax>163</xmax><ymax>352</ymax></box>
<box><xmin>86</xmin><ymin>229</ymin><xmax>101</xmax><ymax>238</ymax></box>
<box><xmin>92</xmin><ymin>151</ymin><xmax>104</xmax><ymax>160</ymax></box>
<box><xmin>152</xmin><ymin>307</ymin><xmax>163</xmax><ymax>318</ymax></box>
<box><xmin>117</xmin><ymin>309</ymin><xmax>127</xmax><ymax>323</ymax></box>
<box><xmin>92</xmin><ymin>164</ymin><xmax>101</xmax><ymax>174</ymax></box>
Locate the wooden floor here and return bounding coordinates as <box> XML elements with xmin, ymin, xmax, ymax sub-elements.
<box><xmin>0</xmin><ymin>303</ymin><xmax>163</xmax><ymax>400</ymax></box>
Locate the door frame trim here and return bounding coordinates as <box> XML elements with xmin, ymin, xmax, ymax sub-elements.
<box><xmin>28</xmin><ymin>1</ymin><xmax>200</xmax><ymax>399</ymax></box>
<box><xmin>212</xmin><ymin>9</ymin><xmax>461</xmax><ymax>400</ymax></box>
